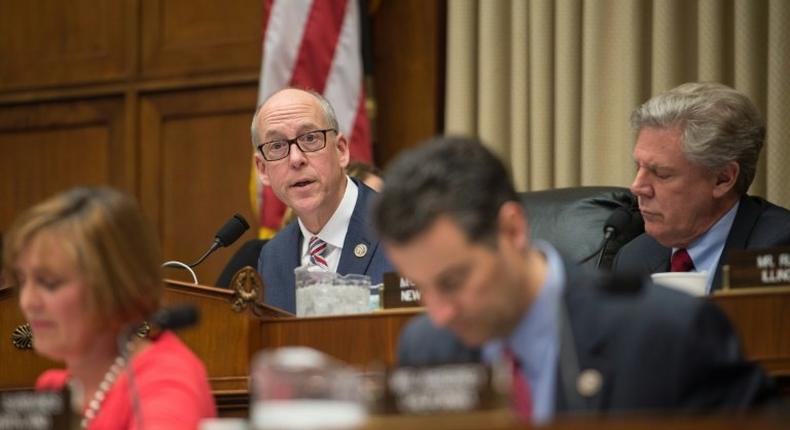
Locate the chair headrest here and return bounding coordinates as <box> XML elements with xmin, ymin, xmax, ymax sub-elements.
<box><xmin>519</xmin><ymin>186</ymin><xmax>643</xmax><ymax>269</ymax></box>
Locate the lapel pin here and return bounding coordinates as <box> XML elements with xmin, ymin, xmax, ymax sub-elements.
<box><xmin>576</xmin><ymin>369</ymin><xmax>602</xmax><ymax>397</ymax></box>
<box><xmin>353</xmin><ymin>243</ymin><xmax>368</xmax><ymax>258</ymax></box>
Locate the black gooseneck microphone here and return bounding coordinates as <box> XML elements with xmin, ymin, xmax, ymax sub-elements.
<box><xmin>162</xmin><ymin>213</ymin><xmax>250</xmax><ymax>284</ymax></box>
<box><xmin>148</xmin><ymin>304</ymin><xmax>200</xmax><ymax>332</ymax></box>
<box><xmin>118</xmin><ymin>304</ymin><xmax>201</xmax><ymax>349</ymax></box>
<box><xmin>594</xmin><ymin>207</ymin><xmax>632</xmax><ymax>269</ymax></box>
<box><xmin>602</xmin><ymin>206</ymin><xmax>632</xmax><ymax>241</ymax></box>
<box><xmin>578</xmin><ymin>207</ymin><xmax>634</xmax><ymax>268</ymax></box>
<box><xmin>189</xmin><ymin>213</ymin><xmax>250</xmax><ymax>268</ymax></box>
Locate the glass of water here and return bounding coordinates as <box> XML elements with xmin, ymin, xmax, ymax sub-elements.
<box><xmin>250</xmin><ymin>347</ymin><xmax>367</xmax><ymax>430</ymax></box>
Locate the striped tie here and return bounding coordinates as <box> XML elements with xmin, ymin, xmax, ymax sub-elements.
<box><xmin>308</xmin><ymin>236</ymin><xmax>329</xmax><ymax>270</ymax></box>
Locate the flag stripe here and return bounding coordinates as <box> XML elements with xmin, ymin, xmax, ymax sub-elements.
<box><xmin>255</xmin><ymin>0</ymin><xmax>373</xmax><ymax>236</ymax></box>
<box><xmin>258</xmin><ymin>0</ymin><xmax>312</xmax><ymax>104</ymax></box>
<box><xmin>261</xmin><ymin>185</ymin><xmax>286</xmax><ymax>231</ymax></box>
<box><xmin>289</xmin><ymin>0</ymin><xmax>348</xmax><ymax>92</ymax></box>
<box><xmin>262</xmin><ymin>0</ymin><xmax>275</xmax><ymax>36</ymax></box>
<box><xmin>349</xmin><ymin>87</ymin><xmax>372</xmax><ymax>162</ymax></box>
<box><xmin>324</xmin><ymin>0</ymin><xmax>363</xmax><ymax>136</ymax></box>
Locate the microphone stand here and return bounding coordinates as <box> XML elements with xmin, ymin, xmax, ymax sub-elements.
<box><xmin>594</xmin><ymin>228</ymin><xmax>615</xmax><ymax>269</ymax></box>
<box><xmin>578</xmin><ymin>206</ymin><xmax>632</xmax><ymax>268</ymax></box>
<box><xmin>161</xmin><ymin>211</ymin><xmax>248</xmax><ymax>284</ymax></box>
<box><xmin>577</xmin><ymin>227</ymin><xmax>616</xmax><ymax>268</ymax></box>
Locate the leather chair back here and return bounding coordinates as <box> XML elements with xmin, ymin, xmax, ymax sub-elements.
<box><xmin>520</xmin><ymin>187</ymin><xmax>643</xmax><ymax>270</ymax></box>
<box><xmin>215</xmin><ymin>238</ymin><xmax>268</xmax><ymax>288</ymax></box>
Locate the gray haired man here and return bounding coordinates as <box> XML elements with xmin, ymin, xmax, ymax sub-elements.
<box><xmin>613</xmin><ymin>82</ymin><xmax>790</xmax><ymax>292</ymax></box>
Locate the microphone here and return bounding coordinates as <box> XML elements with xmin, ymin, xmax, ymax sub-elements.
<box><xmin>602</xmin><ymin>207</ymin><xmax>632</xmax><ymax>241</ymax></box>
<box><xmin>162</xmin><ymin>214</ymin><xmax>250</xmax><ymax>284</ymax></box>
<box><xmin>594</xmin><ymin>207</ymin><xmax>633</xmax><ymax>269</ymax></box>
<box><xmin>192</xmin><ymin>213</ymin><xmax>250</xmax><ymax>266</ymax></box>
<box><xmin>577</xmin><ymin>207</ymin><xmax>634</xmax><ymax>268</ymax></box>
<box><xmin>118</xmin><ymin>304</ymin><xmax>200</xmax><ymax>350</ymax></box>
<box><xmin>149</xmin><ymin>304</ymin><xmax>200</xmax><ymax>331</ymax></box>
<box><xmin>214</xmin><ymin>214</ymin><xmax>251</xmax><ymax>248</ymax></box>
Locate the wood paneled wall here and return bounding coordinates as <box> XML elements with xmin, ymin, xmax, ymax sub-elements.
<box><xmin>0</xmin><ymin>0</ymin><xmax>444</xmax><ymax>285</ymax></box>
<box><xmin>372</xmin><ymin>0</ymin><xmax>445</xmax><ymax>164</ymax></box>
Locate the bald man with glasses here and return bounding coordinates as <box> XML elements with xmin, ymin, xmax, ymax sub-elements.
<box><xmin>251</xmin><ymin>88</ymin><xmax>393</xmax><ymax>313</ymax></box>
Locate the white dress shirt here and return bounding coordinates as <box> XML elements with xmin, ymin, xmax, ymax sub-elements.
<box><xmin>298</xmin><ymin>176</ymin><xmax>358</xmax><ymax>272</ymax></box>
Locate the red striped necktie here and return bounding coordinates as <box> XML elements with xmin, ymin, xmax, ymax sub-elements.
<box><xmin>670</xmin><ymin>248</ymin><xmax>695</xmax><ymax>272</ymax></box>
<box><xmin>503</xmin><ymin>347</ymin><xmax>533</xmax><ymax>422</ymax></box>
<box><xmin>308</xmin><ymin>236</ymin><xmax>329</xmax><ymax>270</ymax></box>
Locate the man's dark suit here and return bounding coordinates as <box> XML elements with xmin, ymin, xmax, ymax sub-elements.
<box><xmin>257</xmin><ymin>178</ymin><xmax>394</xmax><ymax>313</ymax></box>
<box><xmin>612</xmin><ymin>195</ymin><xmax>790</xmax><ymax>291</ymax></box>
<box><xmin>398</xmin><ymin>259</ymin><xmax>769</xmax><ymax>413</ymax></box>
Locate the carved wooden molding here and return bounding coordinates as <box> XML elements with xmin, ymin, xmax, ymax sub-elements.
<box><xmin>11</xmin><ymin>323</ymin><xmax>32</xmax><ymax>350</ymax></box>
<box><xmin>230</xmin><ymin>266</ymin><xmax>262</xmax><ymax>313</ymax></box>
<box><xmin>136</xmin><ymin>321</ymin><xmax>151</xmax><ymax>338</ymax></box>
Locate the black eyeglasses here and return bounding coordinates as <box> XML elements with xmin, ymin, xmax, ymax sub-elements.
<box><xmin>257</xmin><ymin>129</ymin><xmax>337</xmax><ymax>161</ymax></box>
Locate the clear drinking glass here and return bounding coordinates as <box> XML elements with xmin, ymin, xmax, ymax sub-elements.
<box><xmin>250</xmin><ymin>347</ymin><xmax>367</xmax><ymax>430</ymax></box>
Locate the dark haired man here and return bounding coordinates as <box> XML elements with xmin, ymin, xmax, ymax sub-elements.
<box><xmin>374</xmin><ymin>136</ymin><xmax>769</xmax><ymax>423</ymax></box>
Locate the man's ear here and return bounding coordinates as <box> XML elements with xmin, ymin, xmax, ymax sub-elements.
<box><xmin>712</xmin><ymin>161</ymin><xmax>739</xmax><ymax>198</ymax></box>
<box><xmin>335</xmin><ymin>133</ymin><xmax>350</xmax><ymax>169</ymax></box>
<box><xmin>254</xmin><ymin>153</ymin><xmax>271</xmax><ymax>186</ymax></box>
<box><xmin>497</xmin><ymin>201</ymin><xmax>529</xmax><ymax>251</ymax></box>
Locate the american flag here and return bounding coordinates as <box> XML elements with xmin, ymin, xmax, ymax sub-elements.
<box><xmin>253</xmin><ymin>0</ymin><xmax>373</xmax><ymax>238</ymax></box>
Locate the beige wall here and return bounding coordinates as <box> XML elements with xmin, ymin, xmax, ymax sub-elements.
<box><xmin>445</xmin><ymin>0</ymin><xmax>790</xmax><ymax>210</ymax></box>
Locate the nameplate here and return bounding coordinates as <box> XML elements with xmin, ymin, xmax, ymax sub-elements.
<box><xmin>382</xmin><ymin>272</ymin><xmax>421</xmax><ymax>309</ymax></box>
<box><xmin>725</xmin><ymin>247</ymin><xmax>790</xmax><ymax>290</ymax></box>
<box><xmin>376</xmin><ymin>363</ymin><xmax>506</xmax><ymax>415</ymax></box>
<box><xmin>0</xmin><ymin>389</ymin><xmax>72</xmax><ymax>429</ymax></box>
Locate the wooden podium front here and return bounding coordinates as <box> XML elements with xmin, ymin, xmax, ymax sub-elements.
<box><xmin>121</xmin><ymin>281</ymin><xmax>790</xmax><ymax>413</ymax></box>
<box><xmin>257</xmin><ymin>309</ymin><xmax>417</xmax><ymax>367</ymax></box>
<box><xmin>159</xmin><ymin>279</ymin><xmax>418</xmax><ymax>414</ymax></box>
<box><xmin>2</xmin><ymin>280</ymin><xmax>789</xmax><ymax>415</ymax></box>
<box><xmin>0</xmin><ymin>279</ymin><xmax>417</xmax><ymax>413</ymax></box>
<box><xmin>712</xmin><ymin>289</ymin><xmax>790</xmax><ymax>377</ymax></box>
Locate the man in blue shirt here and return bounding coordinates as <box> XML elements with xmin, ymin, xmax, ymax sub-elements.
<box><xmin>612</xmin><ymin>82</ymin><xmax>790</xmax><ymax>293</ymax></box>
<box><xmin>373</xmin><ymin>136</ymin><xmax>770</xmax><ymax>423</ymax></box>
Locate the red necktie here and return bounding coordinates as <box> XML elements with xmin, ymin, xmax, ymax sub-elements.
<box><xmin>670</xmin><ymin>248</ymin><xmax>695</xmax><ymax>272</ymax></box>
<box><xmin>503</xmin><ymin>347</ymin><xmax>532</xmax><ymax>422</ymax></box>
